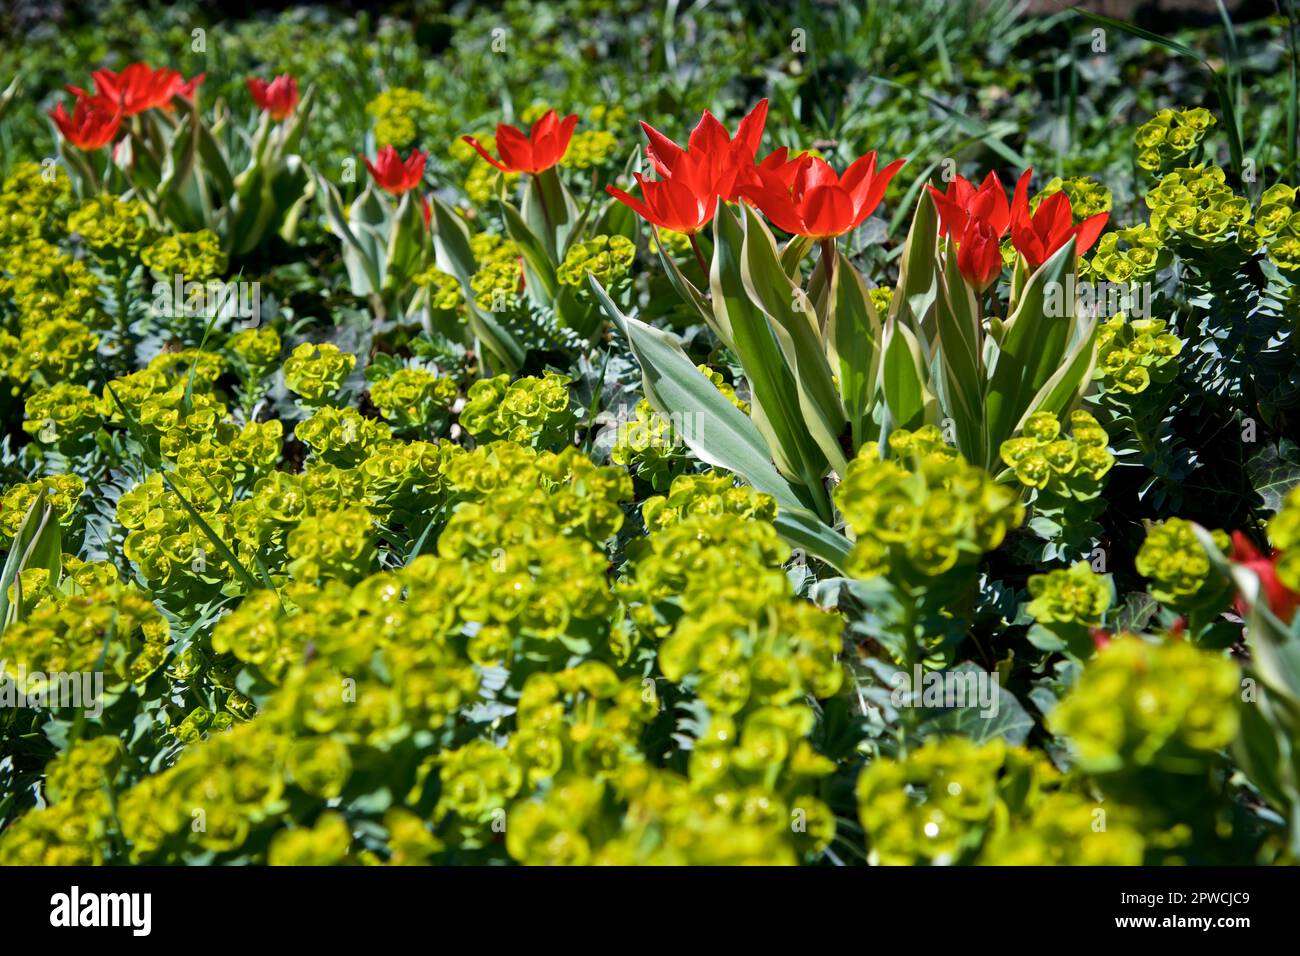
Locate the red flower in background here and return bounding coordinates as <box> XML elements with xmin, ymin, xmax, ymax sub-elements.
<box><xmin>365</xmin><ymin>146</ymin><xmax>427</xmax><ymax>195</ymax></box>
<box><xmin>606</xmin><ymin>147</ymin><xmax>719</xmax><ymax>235</ymax></box>
<box><xmin>247</xmin><ymin>74</ymin><xmax>299</xmax><ymax>121</ymax></box>
<box><xmin>1230</xmin><ymin>531</ymin><xmax>1300</xmax><ymax>622</ymax></box>
<box><xmin>463</xmin><ymin>109</ymin><xmax>578</xmax><ymax>175</ymax></box>
<box><xmin>927</xmin><ymin>172</ymin><xmax>1011</xmax><ymax>292</ymax></box>
<box><xmin>68</xmin><ymin>63</ymin><xmax>203</xmax><ymax>116</ymax></box>
<box><xmin>1009</xmin><ymin>168</ymin><xmax>1108</xmax><ymax>272</ymax></box>
<box><xmin>49</xmin><ymin>96</ymin><xmax>122</xmax><ymax>150</ymax></box>
<box><xmin>739</xmin><ymin>152</ymin><xmax>906</xmax><ymax>239</ymax></box>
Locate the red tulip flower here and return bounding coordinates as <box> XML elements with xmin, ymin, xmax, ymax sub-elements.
<box><xmin>462</xmin><ymin>109</ymin><xmax>578</xmax><ymax>175</ymax></box>
<box><xmin>927</xmin><ymin>171</ymin><xmax>1010</xmax><ymax>240</ymax></box>
<box><xmin>1230</xmin><ymin>531</ymin><xmax>1300</xmax><ymax>623</ymax></box>
<box><xmin>641</xmin><ymin>99</ymin><xmax>783</xmax><ymax>203</ymax></box>
<box><xmin>926</xmin><ymin>172</ymin><xmax>1011</xmax><ymax>292</ymax></box>
<box><xmin>49</xmin><ymin>96</ymin><xmax>122</xmax><ymax>150</ymax></box>
<box><xmin>247</xmin><ymin>74</ymin><xmax>299</xmax><ymax>121</ymax></box>
<box><xmin>951</xmin><ymin>218</ymin><xmax>1005</xmax><ymax>292</ymax></box>
<box><xmin>739</xmin><ymin>152</ymin><xmax>906</xmax><ymax>239</ymax></box>
<box><xmin>1009</xmin><ymin>169</ymin><xmax>1108</xmax><ymax>272</ymax></box>
<box><xmin>606</xmin><ymin>146</ymin><xmax>719</xmax><ymax>236</ymax></box>
<box><xmin>365</xmin><ymin>145</ymin><xmax>427</xmax><ymax>195</ymax></box>
<box><xmin>68</xmin><ymin>63</ymin><xmax>203</xmax><ymax>116</ymax></box>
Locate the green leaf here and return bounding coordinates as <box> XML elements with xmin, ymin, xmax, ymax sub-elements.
<box><xmin>384</xmin><ymin>191</ymin><xmax>429</xmax><ymax>291</ymax></box>
<box><xmin>891</xmin><ymin>176</ymin><xmax>940</xmax><ymax>338</ymax></box>
<box><xmin>739</xmin><ymin>205</ymin><xmax>848</xmax><ymax>475</ymax></box>
<box><xmin>1248</xmin><ymin>439</ymin><xmax>1300</xmax><ymax>514</ymax></box>
<box><xmin>590</xmin><ymin>276</ymin><xmax>849</xmax><ymax>570</ymax></box>
<box><xmin>0</xmin><ymin>490</ymin><xmax>61</xmax><ymax>633</ymax></box>
<box><xmin>103</xmin><ymin>383</ymin><xmax>261</xmax><ymax>594</ymax></box>
<box><xmin>881</xmin><ymin>319</ymin><xmax>934</xmax><ymax>431</ymax></box>
<box><xmin>825</xmin><ymin>251</ymin><xmax>884</xmax><ymax>452</ymax></box>
<box><xmin>522</xmin><ymin>165</ymin><xmax>575</xmax><ymax>259</ymax></box>
<box><xmin>652</xmin><ymin>227</ymin><xmax>713</xmax><ymax>327</ymax></box>
<box><xmin>427</xmin><ymin>195</ymin><xmax>526</xmax><ymax>372</ymax></box>
<box><xmin>313</xmin><ymin>170</ymin><xmax>383</xmax><ymax>295</ymax></box>
<box><xmin>934</xmin><ymin>248</ymin><xmax>984</xmax><ymax>461</ymax></box>
<box><xmin>711</xmin><ymin>205</ymin><xmax>829</xmax><ymax>503</ymax></box>
<box><xmin>500</xmin><ymin>199</ymin><xmax>558</xmax><ymax>305</ymax></box>
<box><xmin>983</xmin><ymin>239</ymin><xmax>1079</xmax><ymax>461</ymax></box>
<box><xmin>917</xmin><ymin>662</ymin><xmax>1034</xmax><ymax>745</ymax></box>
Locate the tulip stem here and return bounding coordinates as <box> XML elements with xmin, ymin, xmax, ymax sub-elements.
<box><xmin>819</xmin><ymin>238</ymin><xmax>836</xmax><ymax>288</ymax></box>
<box><xmin>689</xmin><ymin>234</ymin><xmax>710</xmax><ymax>283</ymax></box>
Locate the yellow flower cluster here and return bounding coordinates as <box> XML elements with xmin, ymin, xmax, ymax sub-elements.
<box><xmin>1095</xmin><ymin>314</ymin><xmax>1183</xmax><ymax>395</ymax></box>
<box><xmin>1026</xmin><ymin>560</ymin><xmax>1112</xmax><ymax>628</ymax></box>
<box><xmin>557</xmin><ymin>234</ymin><xmax>635</xmax><ymax>290</ymax></box>
<box><xmin>412</xmin><ymin>265</ymin><xmax>463</xmax><ymax>310</ymax></box>
<box><xmin>67</xmin><ymin>194</ymin><xmax>153</xmax><ymax>256</ymax></box>
<box><xmin>283</xmin><ymin>342</ymin><xmax>357</xmax><ymax>402</ymax></box>
<box><xmin>857</xmin><ymin>737</ymin><xmax>1141</xmax><ymax>865</ymax></box>
<box><xmin>835</xmin><ymin>440</ymin><xmax>1023</xmax><ymax>581</ymax></box>
<box><xmin>0</xmin><ymin>162</ymin><xmax>73</xmax><ymax>243</ymax></box>
<box><xmin>1269</xmin><ymin>485</ymin><xmax>1300</xmax><ymax>593</ymax></box>
<box><xmin>610</xmin><ymin>399</ymin><xmax>687</xmax><ymax>490</ymax></box>
<box><xmin>0</xmin><ymin>584</ymin><xmax>170</xmax><ymax>690</ymax></box>
<box><xmin>468</xmin><ymin>231</ymin><xmax>524</xmax><ymax>311</ymax></box>
<box><xmin>1031</xmin><ymin>175</ymin><xmax>1112</xmax><ymax>219</ymax></box>
<box><xmin>1252</xmin><ymin>183</ymin><xmax>1300</xmax><ymax>272</ymax></box>
<box><xmin>1135</xmin><ymin>518</ymin><xmax>1231</xmax><ymax>611</ymax></box>
<box><xmin>1049</xmin><ymin>637</ymin><xmax>1240</xmax><ymax>774</ymax></box>
<box><xmin>1146</xmin><ymin>164</ymin><xmax>1252</xmax><ymax>249</ymax></box>
<box><xmin>1087</xmin><ymin>223</ymin><xmax>1169</xmax><ymax>284</ymax></box>
<box><xmin>1134</xmin><ymin>107</ymin><xmax>1216</xmax><ymax>172</ymax></box>
<box><xmin>366</xmin><ymin>87</ymin><xmax>438</xmax><ymax>148</ymax></box>
<box><xmin>368</xmin><ymin>367</ymin><xmax>458</xmax><ymax>432</ymax></box>
<box><xmin>23</xmin><ymin>382</ymin><xmax>102</xmax><ymax>447</ymax></box>
<box><xmin>0</xmin><ymin>474</ymin><xmax>85</xmax><ymax>539</ymax></box>
<box><xmin>459</xmin><ymin>371</ymin><xmax>573</xmax><ymax>446</ymax></box>
<box><xmin>999</xmin><ymin>409</ymin><xmax>1113</xmax><ymax>494</ymax></box>
<box><xmin>141</xmin><ymin>229</ymin><xmax>227</xmax><ymax>280</ymax></box>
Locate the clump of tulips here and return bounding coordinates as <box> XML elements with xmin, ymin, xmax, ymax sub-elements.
<box><xmin>589</xmin><ymin>100</ymin><xmax>1108</xmax><ymax>555</ymax></box>
<box><xmin>46</xmin><ymin>62</ymin><xmax>313</xmax><ymax>257</ymax></box>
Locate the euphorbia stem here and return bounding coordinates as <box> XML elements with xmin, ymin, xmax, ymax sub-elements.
<box><xmin>689</xmin><ymin>234</ymin><xmax>709</xmax><ymax>283</ymax></box>
<box><xmin>819</xmin><ymin>238</ymin><xmax>836</xmax><ymax>288</ymax></box>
